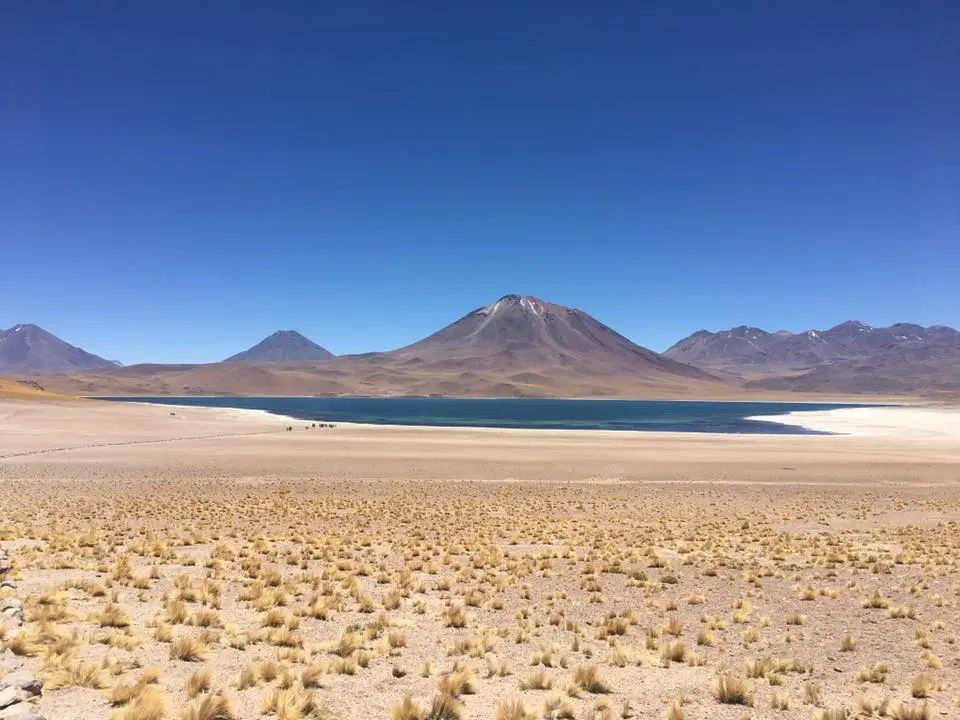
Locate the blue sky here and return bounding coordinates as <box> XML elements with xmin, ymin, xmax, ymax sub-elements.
<box><xmin>2</xmin><ymin>2</ymin><xmax>957</xmax><ymax>363</ymax></box>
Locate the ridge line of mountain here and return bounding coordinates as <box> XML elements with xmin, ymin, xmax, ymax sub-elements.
<box><xmin>3</xmin><ymin>297</ymin><xmax>957</xmax><ymax>396</ymax></box>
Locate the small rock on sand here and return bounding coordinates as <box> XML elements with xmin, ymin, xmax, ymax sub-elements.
<box><xmin>0</xmin><ymin>672</ymin><xmax>41</xmax><ymax>696</ymax></box>
<box><xmin>0</xmin><ymin>652</ymin><xmax>24</xmax><ymax>673</ymax></box>
<box><xmin>0</xmin><ymin>687</ymin><xmax>28</xmax><ymax>710</ymax></box>
<box><xmin>0</xmin><ymin>599</ymin><xmax>23</xmax><ymax>617</ymax></box>
<box><xmin>0</xmin><ymin>704</ymin><xmax>47</xmax><ymax>720</ymax></box>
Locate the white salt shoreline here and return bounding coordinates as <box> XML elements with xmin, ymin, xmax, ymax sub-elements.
<box><xmin>747</xmin><ymin>406</ymin><xmax>960</xmax><ymax>438</ymax></box>
<box><xmin>106</xmin><ymin>401</ymin><xmax>306</xmax><ymax>426</ymax></box>
<box><xmin>98</xmin><ymin>399</ymin><xmax>960</xmax><ymax>440</ymax></box>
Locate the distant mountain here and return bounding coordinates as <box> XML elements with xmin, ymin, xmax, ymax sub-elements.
<box><xmin>36</xmin><ymin>295</ymin><xmax>726</xmax><ymax>398</ymax></box>
<box><xmin>662</xmin><ymin>321</ymin><xmax>960</xmax><ymax>395</ymax></box>
<box><xmin>15</xmin><ymin>310</ymin><xmax>958</xmax><ymax>397</ymax></box>
<box><xmin>665</xmin><ymin>321</ymin><xmax>960</xmax><ymax>372</ymax></box>
<box><xmin>748</xmin><ymin>344</ymin><xmax>960</xmax><ymax>395</ymax></box>
<box><xmin>0</xmin><ymin>324</ymin><xmax>118</xmax><ymax>374</ymax></box>
<box><xmin>224</xmin><ymin>330</ymin><xmax>334</xmax><ymax>363</ymax></box>
<box><xmin>384</xmin><ymin>294</ymin><xmax>714</xmax><ymax>380</ymax></box>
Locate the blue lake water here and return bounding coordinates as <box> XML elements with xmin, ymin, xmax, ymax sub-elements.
<box><xmin>100</xmin><ymin>397</ymin><xmax>866</xmax><ymax>434</ymax></box>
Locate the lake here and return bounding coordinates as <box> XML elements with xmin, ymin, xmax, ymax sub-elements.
<box><xmin>99</xmin><ymin>397</ymin><xmax>866</xmax><ymax>434</ymax></box>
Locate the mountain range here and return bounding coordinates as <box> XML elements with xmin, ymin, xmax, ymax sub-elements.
<box><xmin>665</xmin><ymin>321</ymin><xmax>960</xmax><ymax>371</ymax></box>
<box><xmin>665</xmin><ymin>322</ymin><xmax>960</xmax><ymax>394</ymax></box>
<box><xmin>0</xmin><ymin>296</ymin><xmax>724</xmax><ymax>398</ymax></box>
<box><xmin>2</xmin><ymin>301</ymin><xmax>957</xmax><ymax>397</ymax></box>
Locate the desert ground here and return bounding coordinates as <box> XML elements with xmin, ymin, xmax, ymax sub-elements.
<box><xmin>1</xmin><ymin>400</ymin><xmax>959</xmax><ymax>720</ymax></box>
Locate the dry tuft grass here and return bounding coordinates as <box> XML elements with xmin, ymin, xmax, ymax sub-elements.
<box><xmin>41</xmin><ymin>655</ymin><xmax>109</xmax><ymax>690</ymax></box>
<box><xmin>542</xmin><ymin>694</ymin><xmax>576</xmax><ymax>719</ymax></box>
<box><xmin>169</xmin><ymin>636</ymin><xmax>212</xmax><ymax>662</ymax></box>
<box><xmin>180</xmin><ymin>694</ymin><xmax>236</xmax><ymax>720</ymax></box>
<box><xmin>910</xmin><ymin>674</ymin><xmax>939</xmax><ymax>698</ymax></box>
<box><xmin>261</xmin><ymin>685</ymin><xmax>324</xmax><ymax>719</ymax></box>
<box><xmin>887</xmin><ymin>701</ymin><xmax>931</xmax><ymax>720</ymax></box>
<box><xmin>109</xmin><ymin>685</ymin><xmax>165</xmax><ymax>720</ymax></box>
<box><xmin>711</xmin><ymin>675</ymin><xmax>753</xmax><ymax>706</ymax></box>
<box><xmin>572</xmin><ymin>665</ymin><xmax>611</xmax><ymax>694</ymax></box>
<box><xmin>665</xmin><ymin>703</ymin><xmax>685</xmax><ymax>720</ymax></box>
<box><xmin>391</xmin><ymin>696</ymin><xmax>423</xmax><ymax>720</ymax></box>
<box><xmin>815</xmin><ymin>709</ymin><xmax>850</xmax><ymax>720</ymax></box>
<box><xmin>185</xmin><ymin>670</ymin><xmax>213</xmax><ymax>698</ymax></box>
<box><xmin>520</xmin><ymin>669</ymin><xmax>552</xmax><ymax>690</ymax></box>
<box><xmin>494</xmin><ymin>697</ymin><xmax>537</xmax><ymax>720</ymax></box>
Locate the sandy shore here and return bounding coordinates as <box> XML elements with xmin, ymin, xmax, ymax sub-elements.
<box><xmin>2</xmin><ymin>398</ymin><xmax>959</xmax><ymax>477</ymax></box>
<box><xmin>2</xmin><ymin>398</ymin><xmax>959</xmax><ymax>720</ymax></box>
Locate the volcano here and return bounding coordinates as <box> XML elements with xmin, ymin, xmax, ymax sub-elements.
<box><xmin>0</xmin><ymin>324</ymin><xmax>117</xmax><ymax>373</ymax></box>
<box><xmin>224</xmin><ymin>330</ymin><xmax>334</xmax><ymax>363</ymax></box>
<box><xmin>385</xmin><ymin>294</ymin><xmax>713</xmax><ymax>380</ymax></box>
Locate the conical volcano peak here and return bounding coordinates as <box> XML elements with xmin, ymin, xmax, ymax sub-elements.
<box><xmin>390</xmin><ymin>294</ymin><xmax>716</xmax><ymax>383</ymax></box>
<box><xmin>497</xmin><ymin>294</ymin><xmax>543</xmax><ymax>303</ymax></box>
<box><xmin>224</xmin><ymin>330</ymin><xmax>334</xmax><ymax>363</ymax></box>
<box><xmin>480</xmin><ymin>294</ymin><xmax>550</xmax><ymax>318</ymax></box>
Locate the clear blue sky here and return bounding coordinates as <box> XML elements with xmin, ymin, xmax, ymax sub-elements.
<box><xmin>2</xmin><ymin>2</ymin><xmax>957</xmax><ymax>363</ymax></box>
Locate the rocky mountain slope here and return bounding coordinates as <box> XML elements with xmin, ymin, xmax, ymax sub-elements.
<box><xmin>665</xmin><ymin>321</ymin><xmax>960</xmax><ymax>395</ymax></box>
<box><xmin>746</xmin><ymin>344</ymin><xmax>960</xmax><ymax>395</ymax></box>
<box><xmin>665</xmin><ymin>321</ymin><xmax>960</xmax><ymax>372</ymax></box>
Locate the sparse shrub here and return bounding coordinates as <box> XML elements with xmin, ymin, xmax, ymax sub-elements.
<box><xmin>856</xmin><ymin>663</ymin><xmax>890</xmax><ymax>685</ymax></box>
<box><xmin>542</xmin><ymin>694</ymin><xmax>576</xmax><ymax>720</ymax></box>
<box><xmin>301</xmin><ymin>664</ymin><xmax>325</xmax><ymax>688</ymax></box>
<box><xmin>41</xmin><ymin>656</ymin><xmax>108</xmax><ymax>690</ymax></box>
<box><xmin>572</xmin><ymin>665</ymin><xmax>611</xmax><ymax>694</ymax></box>
<box><xmin>711</xmin><ymin>675</ymin><xmax>753</xmax><ymax>706</ymax></box>
<box><xmin>804</xmin><ymin>681</ymin><xmax>824</xmax><ymax>706</ymax></box>
<box><xmin>169</xmin><ymin>636</ymin><xmax>211</xmax><ymax>662</ymax></box>
<box><xmin>887</xmin><ymin>701</ymin><xmax>930</xmax><ymax>720</ymax></box>
<box><xmin>519</xmin><ymin>669</ymin><xmax>552</xmax><ymax>690</ymax></box>
<box><xmin>185</xmin><ymin>670</ymin><xmax>212</xmax><ymax>698</ymax></box>
<box><xmin>180</xmin><ymin>694</ymin><xmax>236</xmax><ymax>720</ymax></box>
<box><xmin>815</xmin><ymin>709</ymin><xmax>849</xmax><ymax>720</ymax></box>
<box><xmin>771</xmin><ymin>691</ymin><xmax>789</xmax><ymax>710</ymax></box>
<box><xmin>494</xmin><ymin>697</ymin><xmax>536</xmax><ymax>720</ymax></box>
<box><xmin>442</xmin><ymin>604</ymin><xmax>468</xmax><ymax>628</ymax></box>
<box><xmin>109</xmin><ymin>685</ymin><xmax>165</xmax><ymax>720</ymax></box>
<box><xmin>391</xmin><ymin>696</ymin><xmax>423</xmax><ymax>720</ymax></box>
<box><xmin>911</xmin><ymin>674</ymin><xmax>939</xmax><ymax>698</ymax></box>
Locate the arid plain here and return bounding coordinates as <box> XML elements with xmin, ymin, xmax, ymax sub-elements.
<box><xmin>1</xmin><ymin>399</ymin><xmax>959</xmax><ymax>720</ymax></box>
